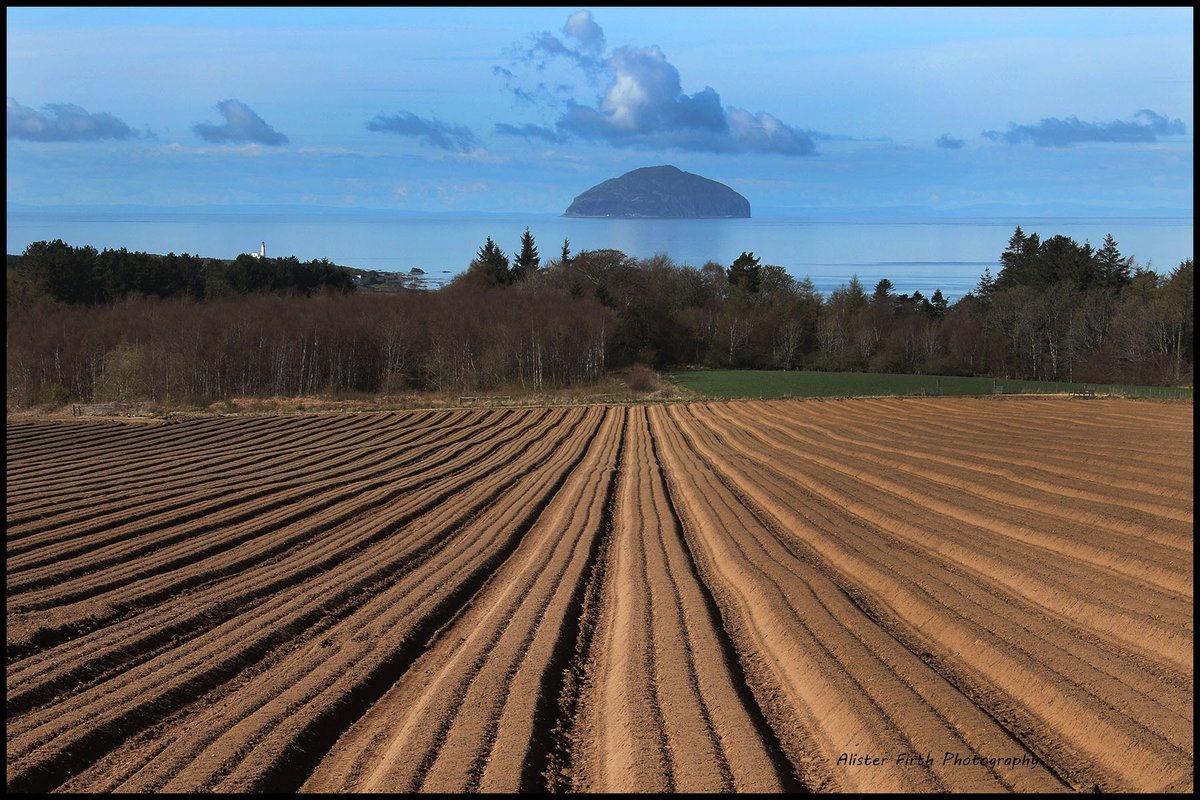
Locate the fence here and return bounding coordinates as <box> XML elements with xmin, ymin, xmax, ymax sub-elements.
<box><xmin>991</xmin><ymin>380</ymin><xmax>1191</xmax><ymax>400</ymax></box>
<box><xmin>458</xmin><ymin>395</ymin><xmax>513</xmax><ymax>406</ymax></box>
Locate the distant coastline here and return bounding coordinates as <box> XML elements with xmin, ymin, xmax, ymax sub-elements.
<box><xmin>560</xmin><ymin>213</ymin><xmax>750</xmax><ymax>220</ymax></box>
<box><xmin>8</xmin><ymin>206</ymin><xmax>1192</xmax><ymax>303</ymax></box>
<box><xmin>6</xmin><ymin>202</ymin><xmax>1194</xmax><ymax>219</ymax></box>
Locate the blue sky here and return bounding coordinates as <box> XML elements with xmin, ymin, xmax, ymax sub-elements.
<box><xmin>6</xmin><ymin>6</ymin><xmax>1194</xmax><ymax>214</ymax></box>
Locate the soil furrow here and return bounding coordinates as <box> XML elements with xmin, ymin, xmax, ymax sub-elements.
<box><xmin>5</xmin><ymin>397</ymin><xmax>1190</xmax><ymax>795</ymax></box>
<box><xmin>161</xmin><ymin>408</ymin><xmax>606</xmax><ymax>793</ymax></box>
<box><xmin>701</xmin><ymin>402</ymin><xmax>1193</xmax><ymax>666</ymax></box>
<box><xmin>711</xmin><ymin>417</ymin><xmax>1195</xmax><ymax>754</ymax></box>
<box><xmin>304</xmin><ymin>407</ymin><xmax>626</xmax><ymax>794</ymax></box>
<box><xmin>817</xmin><ymin>399</ymin><xmax>1192</xmax><ymax>503</ymax></box>
<box><xmin>5</xmin><ymin>410</ymin><xmax>484</xmax><ymax>557</ymax></box>
<box><xmin>652</xmin><ymin>405</ymin><xmax>1068</xmax><ymax>792</ymax></box>
<box><xmin>6</xmin><ymin>409</ymin><xmax>566</xmax><ymax>706</ymax></box>
<box><xmin>667</xmin><ymin>402</ymin><xmax>1191</xmax><ymax>792</ymax></box>
<box><xmin>754</xmin><ymin>399</ymin><xmax>1192</xmax><ymax>526</ymax></box>
<box><xmin>6</xmin><ymin>409</ymin><xmax>530</xmax><ymax>626</ymax></box>
<box><xmin>6</xmin><ymin>408</ymin><xmax>594</xmax><ymax>792</ymax></box>
<box><xmin>5</xmin><ymin>410</ymin><xmax>450</xmax><ymax>537</ymax></box>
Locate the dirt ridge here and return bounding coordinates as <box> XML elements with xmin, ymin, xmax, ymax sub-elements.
<box><xmin>5</xmin><ymin>397</ymin><xmax>1191</xmax><ymax>794</ymax></box>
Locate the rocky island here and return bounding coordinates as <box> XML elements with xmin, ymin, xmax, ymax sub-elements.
<box><xmin>564</xmin><ymin>165</ymin><xmax>751</xmax><ymax>218</ymax></box>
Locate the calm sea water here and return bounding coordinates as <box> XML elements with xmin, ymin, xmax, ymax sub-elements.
<box><xmin>7</xmin><ymin>210</ymin><xmax>1193</xmax><ymax>301</ymax></box>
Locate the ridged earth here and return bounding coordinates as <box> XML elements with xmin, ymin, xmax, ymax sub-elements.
<box><xmin>5</xmin><ymin>397</ymin><xmax>1192</xmax><ymax>793</ymax></box>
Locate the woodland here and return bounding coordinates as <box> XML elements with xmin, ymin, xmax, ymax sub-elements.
<box><xmin>6</xmin><ymin>226</ymin><xmax>1192</xmax><ymax>407</ymax></box>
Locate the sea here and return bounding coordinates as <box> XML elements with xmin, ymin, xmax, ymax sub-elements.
<box><xmin>6</xmin><ymin>209</ymin><xmax>1193</xmax><ymax>301</ymax></box>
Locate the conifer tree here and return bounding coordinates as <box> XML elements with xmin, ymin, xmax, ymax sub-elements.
<box><xmin>931</xmin><ymin>288</ymin><xmax>948</xmax><ymax>318</ymax></box>
<box><xmin>871</xmin><ymin>278</ymin><xmax>894</xmax><ymax>304</ymax></box>
<box><xmin>512</xmin><ymin>227</ymin><xmax>539</xmax><ymax>282</ymax></box>
<box><xmin>468</xmin><ymin>236</ymin><xmax>510</xmax><ymax>286</ymax></box>
<box><xmin>997</xmin><ymin>226</ymin><xmax>1040</xmax><ymax>289</ymax></box>
<box><xmin>1096</xmin><ymin>233</ymin><xmax>1132</xmax><ymax>288</ymax></box>
<box><xmin>727</xmin><ymin>251</ymin><xmax>761</xmax><ymax>293</ymax></box>
<box><xmin>845</xmin><ymin>274</ymin><xmax>868</xmax><ymax>312</ymax></box>
<box><xmin>975</xmin><ymin>266</ymin><xmax>996</xmax><ymax>305</ymax></box>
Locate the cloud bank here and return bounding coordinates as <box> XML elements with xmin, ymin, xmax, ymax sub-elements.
<box><xmin>497</xmin><ymin>10</ymin><xmax>816</xmax><ymax>156</ymax></box>
<box><xmin>563</xmin><ymin>9</ymin><xmax>606</xmax><ymax>55</ymax></box>
<box><xmin>935</xmin><ymin>133</ymin><xmax>964</xmax><ymax>149</ymax></box>
<box><xmin>983</xmin><ymin>109</ymin><xmax>1186</xmax><ymax>147</ymax></box>
<box><xmin>194</xmin><ymin>100</ymin><xmax>288</xmax><ymax>146</ymax></box>
<box><xmin>7</xmin><ymin>98</ymin><xmax>137</xmax><ymax>142</ymax></box>
<box><xmin>493</xmin><ymin>122</ymin><xmax>564</xmax><ymax>143</ymax></box>
<box><xmin>367</xmin><ymin>111</ymin><xmax>480</xmax><ymax>152</ymax></box>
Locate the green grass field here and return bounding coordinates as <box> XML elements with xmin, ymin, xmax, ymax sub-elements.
<box><xmin>666</xmin><ymin>369</ymin><xmax>1193</xmax><ymax>401</ymax></box>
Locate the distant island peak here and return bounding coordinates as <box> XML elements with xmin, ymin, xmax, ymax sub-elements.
<box><xmin>564</xmin><ymin>165</ymin><xmax>751</xmax><ymax>219</ymax></box>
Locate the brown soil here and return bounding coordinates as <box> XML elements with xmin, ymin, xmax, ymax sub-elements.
<box><xmin>5</xmin><ymin>397</ymin><xmax>1192</xmax><ymax>793</ymax></box>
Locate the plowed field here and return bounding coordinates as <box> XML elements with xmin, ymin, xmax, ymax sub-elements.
<box><xmin>6</xmin><ymin>397</ymin><xmax>1192</xmax><ymax>793</ymax></box>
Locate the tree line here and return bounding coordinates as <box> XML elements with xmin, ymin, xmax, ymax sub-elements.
<box><xmin>12</xmin><ymin>239</ymin><xmax>355</xmax><ymax>305</ymax></box>
<box><xmin>5</xmin><ymin>226</ymin><xmax>1192</xmax><ymax>408</ymax></box>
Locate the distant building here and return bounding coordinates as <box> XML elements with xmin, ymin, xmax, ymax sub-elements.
<box><xmin>249</xmin><ymin>241</ymin><xmax>265</xmax><ymax>259</ymax></box>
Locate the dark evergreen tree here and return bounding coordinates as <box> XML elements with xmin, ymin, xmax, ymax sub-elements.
<box><xmin>1039</xmin><ymin>234</ymin><xmax>1099</xmax><ymax>289</ymax></box>
<box><xmin>974</xmin><ymin>266</ymin><xmax>997</xmax><ymax>305</ymax></box>
<box><xmin>1096</xmin><ymin>233</ymin><xmax>1132</xmax><ymax>289</ymax></box>
<box><xmin>21</xmin><ymin>239</ymin><xmax>102</xmax><ymax>304</ymax></box>
<box><xmin>844</xmin><ymin>274</ymin><xmax>868</xmax><ymax>313</ymax></box>
<box><xmin>907</xmin><ymin>289</ymin><xmax>936</xmax><ymax>317</ymax></box>
<box><xmin>871</xmin><ymin>278</ymin><xmax>894</xmax><ymax>305</ymax></box>
<box><xmin>998</xmin><ymin>226</ymin><xmax>1027</xmax><ymax>281</ymax></box>
<box><xmin>727</xmin><ymin>251</ymin><xmax>761</xmax><ymax>293</ymax></box>
<box><xmin>468</xmin><ymin>236</ymin><xmax>511</xmax><ymax>286</ymax></box>
<box><xmin>560</xmin><ymin>238</ymin><xmax>571</xmax><ymax>266</ymax></box>
<box><xmin>996</xmin><ymin>226</ymin><xmax>1041</xmax><ymax>289</ymax></box>
<box><xmin>512</xmin><ymin>227</ymin><xmax>540</xmax><ymax>282</ymax></box>
<box><xmin>930</xmin><ymin>288</ymin><xmax>948</xmax><ymax>318</ymax></box>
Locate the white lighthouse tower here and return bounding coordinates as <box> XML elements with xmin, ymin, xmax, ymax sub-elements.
<box><xmin>250</xmin><ymin>241</ymin><xmax>265</xmax><ymax>259</ymax></box>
